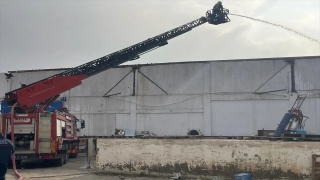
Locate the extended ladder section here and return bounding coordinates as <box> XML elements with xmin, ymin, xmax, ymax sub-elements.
<box><xmin>4</xmin><ymin>7</ymin><xmax>230</xmax><ymax>113</ymax></box>
<box><xmin>60</xmin><ymin>17</ymin><xmax>208</xmax><ymax>77</ymax></box>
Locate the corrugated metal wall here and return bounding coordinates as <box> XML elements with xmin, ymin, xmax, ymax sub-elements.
<box><xmin>0</xmin><ymin>57</ymin><xmax>319</xmax><ymax>136</ymax></box>
<box><xmin>294</xmin><ymin>58</ymin><xmax>320</xmax><ymax>134</ymax></box>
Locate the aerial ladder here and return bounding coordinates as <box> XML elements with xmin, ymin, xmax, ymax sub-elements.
<box><xmin>0</xmin><ymin>5</ymin><xmax>230</xmax><ymax>175</ymax></box>
<box><xmin>4</xmin><ymin>8</ymin><xmax>230</xmax><ymax>113</ymax></box>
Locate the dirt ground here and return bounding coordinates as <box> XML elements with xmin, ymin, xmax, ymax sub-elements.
<box><xmin>5</xmin><ymin>154</ymin><xmax>172</xmax><ymax>180</ymax></box>
<box><xmin>4</xmin><ymin>154</ymin><xmax>296</xmax><ymax>180</ymax></box>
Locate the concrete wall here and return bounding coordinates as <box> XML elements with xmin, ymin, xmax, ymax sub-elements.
<box><xmin>96</xmin><ymin>138</ymin><xmax>320</xmax><ymax>179</ymax></box>
<box><xmin>0</xmin><ymin>56</ymin><xmax>319</xmax><ymax>136</ymax></box>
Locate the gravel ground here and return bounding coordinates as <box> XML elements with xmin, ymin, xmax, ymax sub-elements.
<box><xmin>4</xmin><ymin>155</ymin><xmax>182</xmax><ymax>180</ymax></box>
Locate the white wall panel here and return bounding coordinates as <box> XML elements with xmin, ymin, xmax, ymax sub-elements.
<box><xmin>210</xmin><ymin>60</ymin><xmax>289</xmax><ymax>93</ymax></box>
<box><xmin>70</xmin><ymin>67</ymin><xmax>133</xmax><ymax>96</ymax></box>
<box><xmin>135</xmin><ymin>95</ymin><xmax>203</xmax><ymax>110</ymax></box>
<box><xmin>211</xmin><ymin>100</ymin><xmax>290</xmax><ymax>136</ymax></box>
<box><xmin>136</xmin><ymin>113</ymin><xmax>203</xmax><ymax>136</ymax></box>
<box><xmin>212</xmin><ymin>101</ymin><xmax>254</xmax><ymax>136</ymax></box>
<box><xmin>115</xmin><ymin>114</ymin><xmax>131</xmax><ymax>130</ymax></box>
<box><xmin>253</xmin><ymin>100</ymin><xmax>290</xmax><ymax>131</ymax></box>
<box><xmin>299</xmin><ymin>98</ymin><xmax>320</xmax><ymax>135</ymax></box>
<box><xmin>66</xmin><ymin>96</ymin><xmax>131</xmax><ymax>113</ymax></box>
<box><xmin>77</xmin><ymin>113</ymin><xmax>116</xmax><ymax>136</ymax></box>
<box><xmin>295</xmin><ymin>58</ymin><xmax>320</xmax><ymax>91</ymax></box>
<box><xmin>137</xmin><ymin>63</ymin><xmax>204</xmax><ymax>95</ymax></box>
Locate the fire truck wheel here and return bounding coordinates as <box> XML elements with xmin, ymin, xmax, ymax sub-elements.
<box><xmin>15</xmin><ymin>160</ymin><xmax>22</xmax><ymax>167</ymax></box>
<box><xmin>43</xmin><ymin>159</ymin><xmax>53</xmax><ymax>167</ymax></box>
<box><xmin>63</xmin><ymin>154</ymin><xmax>69</xmax><ymax>164</ymax></box>
<box><xmin>7</xmin><ymin>160</ymin><xmax>22</xmax><ymax>168</ymax></box>
<box><xmin>69</xmin><ymin>153</ymin><xmax>78</xmax><ymax>158</ymax></box>
<box><xmin>53</xmin><ymin>156</ymin><xmax>64</xmax><ymax>166</ymax></box>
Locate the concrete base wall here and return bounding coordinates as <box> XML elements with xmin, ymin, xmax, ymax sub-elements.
<box><xmin>96</xmin><ymin>139</ymin><xmax>320</xmax><ymax>179</ymax></box>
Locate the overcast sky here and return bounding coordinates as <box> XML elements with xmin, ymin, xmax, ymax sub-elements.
<box><xmin>0</xmin><ymin>0</ymin><xmax>319</xmax><ymax>72</ymax></box>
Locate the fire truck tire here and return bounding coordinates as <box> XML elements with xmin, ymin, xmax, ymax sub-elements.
<box><xmin>63</xmin><ymin>154</ymin><xmax>69</xmax><ymax>164</ymax></box>
<box><xmin>15</xmin><ymin>160</ymin><xmax>22</xmax><ymax>167</ymax></box>
<box><xmin>43</xmin><ymin>160</ymin><xmax>54</xmax><ymax>167</ymax></box>
<box><xmin>7</xmin><ymin>160</ymin><xmax>22</xmax><ymax>168</ymax></box>
<box><xmin>69</xmin><ymin>153</ymin><xmax>78</xmax><ymax>158</ymax></box>
<box><xmin>54</xmin><ymin>156</ymin><xmax>64</xmax><ymax>166</ymax></box>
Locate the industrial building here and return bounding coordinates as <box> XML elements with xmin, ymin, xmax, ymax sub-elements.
<box><xmin>1</xmin><ymin>55</ymin><xmax>319</xmax><ymax>137</ymax></box>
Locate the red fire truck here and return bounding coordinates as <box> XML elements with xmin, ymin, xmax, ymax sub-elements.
<box><xmin>0</xmin><ymin>107</ymin><xmax>85</xmax><ymax>166</ymax></box>
<box><xmin>0</xmin><ymin>6</ymin><xmax>230</xmax><ymax>166</ymax></box>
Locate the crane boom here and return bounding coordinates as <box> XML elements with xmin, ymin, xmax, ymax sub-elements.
<box><xmin>4</xmin><ymin>8</ymin><xmax>230</xmax><ymax>113</ymax></box>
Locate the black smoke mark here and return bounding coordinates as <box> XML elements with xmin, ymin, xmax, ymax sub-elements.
<box><xmin>229</xmin><ymin>13</ymin><xmax>320</xmax><ymax>45</ymax></box>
